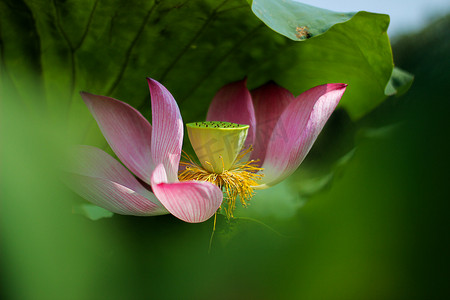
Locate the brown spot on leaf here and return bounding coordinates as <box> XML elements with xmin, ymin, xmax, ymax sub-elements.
<box><xmin>295</xmin><ymin>26</ymin><xmax>312</xmax><ymax>40</ymax></box>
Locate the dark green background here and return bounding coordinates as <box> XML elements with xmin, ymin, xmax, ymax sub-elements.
<box><xmin>1</xmin><ymin>0</ymin><xmax>449</xmax><ymax>299</ymax></box>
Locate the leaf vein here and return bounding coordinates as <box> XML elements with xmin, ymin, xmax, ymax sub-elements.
<box><xmin>181</xmin><ymin>23</ymin><xmax>264</xmax><ymax>104</ymax></box>
<box><xmin>107</xmin><ymin>1</ymin><xmax>159</xmax><ymax>95</ymax></box>
<box><xmin>158</xmin><ymin>0</ymin><xmax>231</xmax><ymax>84</ymax></box>
<box><xmin>74</xmin><ymin>0</ymin><xmax>99</xmax><ymax>51</ymax></box>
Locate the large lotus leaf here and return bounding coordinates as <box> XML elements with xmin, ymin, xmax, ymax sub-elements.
<box><xmin>249</xmin><ymin>9</ymin><xmax>401</xmax><ymax>120</ymax></box>
<box><xmin>1</xmin><ymin>0</ymin><xmax>410</xmax><ymax>137</ymax></box>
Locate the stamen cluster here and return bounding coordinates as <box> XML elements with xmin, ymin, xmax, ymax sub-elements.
<box><xmin>179</xmin><ymin>146</ymin><xmax>263</xmax><ymax>219</ymax></box>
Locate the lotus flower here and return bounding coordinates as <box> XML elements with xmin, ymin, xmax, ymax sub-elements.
<box><xmin>65</xmin><ymin>78</ymin><xmax>346</xmax><ymax>222</ymax></box>
<box><xmin>179</xmin><ymin>80</ymin><xmax>347</xmax><ymax>218</ymax></box>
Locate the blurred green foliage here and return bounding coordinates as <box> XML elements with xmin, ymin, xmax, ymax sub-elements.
<box><xmin>2</xmin><ymin>1</ymin><xmax>447</xmax><ymax>300</ymax></box>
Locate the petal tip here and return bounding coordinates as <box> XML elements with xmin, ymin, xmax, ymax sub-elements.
<box><xmin>332</xmin><ymin>83</ymin><xmax>348</xmax><ymax>90</ymax></box>
<box><xmin>227</xmin><ymin>78</ymin><xmax>248</xmax><ymax>89</ymax></box>
<box><xmin>146</xmin><ymin>78</ymin><xmax>168</xmax><ymax>95</ymax></box>
<box><xmin>79</xmin><ymin>91</ymin><xmax>90</xmax><ymax>98</ymax></box>
<box><xmin>146</xmin><ymin>77</ymin><xmax>159</xmax><ymax>88</ymax></box>
<box><xmin>80</xmin><ymin>91</ymin><xmax>95</xmax><ymax>105</ymax></box>
<box><xmin>79</xmin><ymin>91</ymin><xmax>104</xmax><ymax>106</ymax></box>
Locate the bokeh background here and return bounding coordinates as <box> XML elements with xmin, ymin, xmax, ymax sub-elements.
<box><xmin>1</xmin><ymin>1</ymin><xmax>449</xmax><ymax>299</ymax></box>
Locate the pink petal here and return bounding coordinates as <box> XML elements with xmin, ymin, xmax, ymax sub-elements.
<box><xmin>147</xmin><ymin>78</ymin><xmax>183</xmax><ymax>183</ymax></box>
<box><xmin>151</xmin><ymin>164</ymin><xmax>223</xmax><ymax>223</ymax></box>
<box><xmin>81</xmin><ymin>92</ymin><xmax>154</xmax><ymax>184</ymax></box>
<box><xmin>64</xmin><ymin>145</ymin><xmax>167</xmax><ymax>216</ymax></box>
<box><xmin>257</xmin><ymin>84</ymin><xmax>347</xmax><ymax>188</ymax></box>
<box><xmin>206</xmin><ymin>80</ymin><xmax>256</xmax><ymax>148</ymax></box>
<box><xmin>250</xmin><ymin>82</ymin><xmax>295</xmax><ymax>165</ymax></box>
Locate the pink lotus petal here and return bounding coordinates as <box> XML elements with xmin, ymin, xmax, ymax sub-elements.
<box><xmin>250</xmin><ymin>82</ymin><xmax>295</xmax><ymax>165</ymax></box>
<box><xmin>151</xmin><ymin>164</ymin><xmax>223</xmax><ymax>223</ymax></box>
<box><xmin>81</xmin><ymin>92</ymin><xmax>154</xmax><ymax>184</ymax></box>
<box><xmin>257</xmin><ymin>84</ymin><xmax>347</xmax><ymax>188</ymax></box>
<box><xmin>206</xmin><ymin>80</ymin><xmax>256</xmax><ymax>148</ymax></box>
<box><xmin>64</xmin><ymin>145</ymin><xmax>167</xmax><ymax>216</ymax></box>
<box><xmin>147</xmin><ymin>78</ymin><xmax>183</xmax><ymax>183</ymax></box>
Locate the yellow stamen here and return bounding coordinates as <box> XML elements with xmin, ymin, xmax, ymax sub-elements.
<box><xmin>179</xmin><ymin>146</ymin><xmax>263</xmax><ymax>219</ymax></box>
